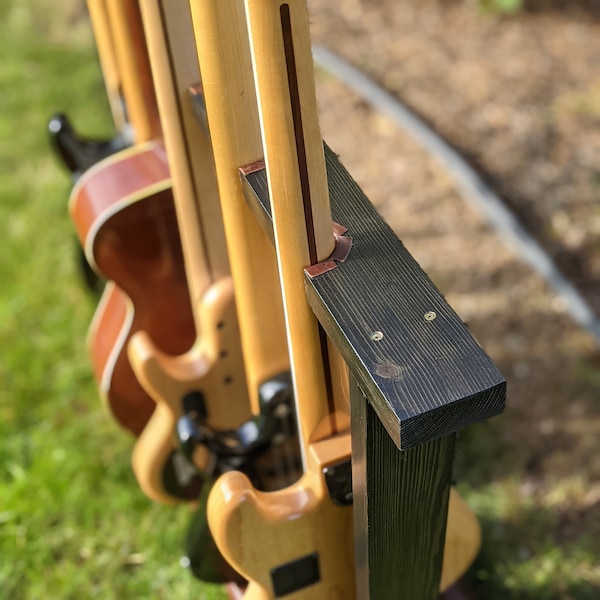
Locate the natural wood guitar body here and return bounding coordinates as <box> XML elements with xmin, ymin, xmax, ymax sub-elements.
<box><xmin>129</xmin><ymin>276</ymin><xmax>251</xmax><ymax>504</ymax></box>
<box><xmin>70</xmin><ymin>141</ymin><xmax>195</xmax><ymax>435</ymax></box>
<box><xmin>209</xmin><ymin>463</ymin><xmax>355</xmax><ymax>599</ymax></box>
<box><xmin>209</xmin><ymin>432</ymin><xmax>480</xmax><ymax>597</ymax></box>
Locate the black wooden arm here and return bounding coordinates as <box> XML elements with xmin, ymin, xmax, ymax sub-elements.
<box><xmin>241</xmin><ymin>143</ymin><xmax>505</xmax><ymax>450</ymax></box>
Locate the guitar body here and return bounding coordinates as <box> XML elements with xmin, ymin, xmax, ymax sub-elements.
<box><xmin>209</xmin><ymin>432</ymin><xmax>480</xmax><ymax>598</ymax></box>
<box><xmin>129</xmin><ymin>277</ymin><xmax>252</xmax><ymax>504</ymax></box>
<box><xmin>208</xmin><ymin>470</ymin><xmax>355</xmax><ymax>600</ymax></box>
<box><xmin>70</xmin><ymin>141</ymin><xmax>195</xmax><ymax>435</ymax></box>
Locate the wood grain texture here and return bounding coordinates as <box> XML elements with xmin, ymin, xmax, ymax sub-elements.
<box><xmin>351</xmin><ymin>378</ymin><xmax>480</xmax><ymax>598</ymax></box>
<box><xmin>352</xmin><ymin>378</ymin><xmax>454</xmax><ymax>599</ymax></box>
<box><xmin>189</xmin><ymin>0</ymin><xmax>290</xmax><ymax>412</ymax></box>
<box><xmin>240</xmin><ymin>145</ymin><xmax>505</xmax><ymax>450</ymax></box>
<box><xmin>207</xmin><ymin>463</ymin><xmax>355</xmax><ymax>599</ymax></box>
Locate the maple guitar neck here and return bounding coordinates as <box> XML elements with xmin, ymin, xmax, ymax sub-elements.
<box><xmin>86</xmin><ymin>0</ymin><xmax>126</xmax><ymax>131</ymax></box>
<box><xmin>189</xmin><ymin>1</ymin><xmax>504</xmax><ymax>598</ymax></box>
<box><xmin>188</xmin><ymin>0</ymin><xmax>291</xmax><ymax>411</ymax></box>
<box><xmin>103</xmin><ymin>0</ymin><xmax>161</xmax><ymax>142</ymax></box>
<box><xmin>243</xmin><ymin>0</ymin><xmax>349</xmax><ymax>454</ymax></box>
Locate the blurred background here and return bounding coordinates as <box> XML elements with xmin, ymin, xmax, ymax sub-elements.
<box><xmin>0</xmin><ymin>0</ymin><xmax>598</xmax><ymax>598</ymax></box>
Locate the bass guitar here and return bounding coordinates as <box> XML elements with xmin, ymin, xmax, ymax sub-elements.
<box><xmin>190</xmin><ymin>0</ymin><xmax>482</xmax><ymax>597</ymax></box>
<box><xmin>129</xmin><ymin>0</ymin><xmax>253</xmax><ymax>505</ymax></box>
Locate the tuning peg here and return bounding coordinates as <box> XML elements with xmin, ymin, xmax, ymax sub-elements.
<box><xmin>48</xmin><ymin>113</ymin><xmax>130</xmax><ymax>178</ymax></box>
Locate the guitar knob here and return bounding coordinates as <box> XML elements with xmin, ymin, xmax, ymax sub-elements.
<box><xmin>176</xmin><ymin>415</ymin><xmax>217</xmax><ymax>479</ymax></box>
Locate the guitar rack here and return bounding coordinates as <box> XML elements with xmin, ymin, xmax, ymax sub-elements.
<box><xmin>240</xmin><ymin>144</ymin><xmax>505</xmax><ymax>597</ymax></box>
<box><xmin>53</xmin><ymin>0</ymin><xmax>507</xmax><ymax>597</ymax></box>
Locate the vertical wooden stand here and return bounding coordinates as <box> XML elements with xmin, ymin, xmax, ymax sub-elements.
<box><xmin>352</xmin><ymin>378</ymin><xmax>454</xmax><ymax>599</ymax></box>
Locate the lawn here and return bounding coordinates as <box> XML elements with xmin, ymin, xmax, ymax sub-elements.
<box><xmin>1</xmin><ymin>0</ymin><xmax>599</xmax><ymax>599</ymax></box>
<box><xmin>0</xmin><ymin>1</ymin><xmax>224</xmax><ymax>597</ymax></box>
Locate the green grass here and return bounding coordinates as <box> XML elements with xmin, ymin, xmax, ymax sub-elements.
<box><xmin>0</xmin><ymin>1</ymin><xmax>224</xmax><ymax>597</ymax></box>
<box><xmin>1</xmin><ymin>1</ymin><xmax>599</xmax><ymax>599</ymax></box>
<box><xmin>460</xmin><ymin>476</ymin><xmax>600</xmax><ymax>599</ymax></box>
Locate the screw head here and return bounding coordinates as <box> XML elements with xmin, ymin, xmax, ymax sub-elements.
<box><xmin>370</xmin><ymin>331</ymin><xmax>384</xmax><ymax>341</ymax></box>
<box><xmin>424</xmin><ymin>311</ymin><xmax>437</xmax><ymax>322</ymax></box>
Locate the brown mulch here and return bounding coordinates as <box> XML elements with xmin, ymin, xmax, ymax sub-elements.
<box><xmin>309</xmin><ymin>0</ymin><xmax>600</xmax><ymax>593</ymax></box>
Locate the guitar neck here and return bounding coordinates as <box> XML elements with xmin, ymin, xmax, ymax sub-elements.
<box><xmin>104</xmin><ymin>0</ymin><xmax>161</xmax><ymax>142</ymax></box>
<box><xmin>139</xmin><ymin>0</ymin><xmax>230</xmax><ymax>318</ymax></box>
<box><xmin>86</xmin><ymin>0</ymin><xmax>126</xmax><ymax>131</ymax></box>
<box><xmin>244</xmin><ymin>0</ymin><xmax>347</xmax><ymax>454</ymax></box>
<box><xmin>189</xmin><ymin>0</ymin><xmax>290</xmax><ymax>413</ymax></box>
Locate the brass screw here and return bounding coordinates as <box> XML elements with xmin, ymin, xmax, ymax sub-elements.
<box><xmin>424</xmin><ymin>311</ymin><xmax>437</xmax><ymax>322</ymax></box>
<box><xmin>370</xmin><ymin>331</ymin><xmax>384</xmax><ymax>341</ymax></box>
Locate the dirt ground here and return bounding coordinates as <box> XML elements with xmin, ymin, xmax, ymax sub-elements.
<box><xmin>308</xmin><ymin>0</ymin><xmax>600</xmax><ymax>593</ymax></box>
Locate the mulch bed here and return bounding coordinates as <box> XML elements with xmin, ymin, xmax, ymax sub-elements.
<box><xmin>309</xmin><ymin>0</ymin><xmax>600</xmax><ymax>586</ymax></box>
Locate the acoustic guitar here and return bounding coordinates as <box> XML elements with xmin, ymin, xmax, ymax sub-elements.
<box><xmin>70</xmin><ymin>141</ymin><xmax>197</xmax><ymax>438</ymax></box>
<box><xmin>190</xmin><ymin>0</ymin><xmax>481</xmax><ymax>597</ymax></box>
<box><xmin>52</xmin><ymin>0</ymin><xmax>186</xmax><ymax>437</ymax></box>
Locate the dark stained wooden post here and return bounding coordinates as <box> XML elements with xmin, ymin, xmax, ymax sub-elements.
<box><xmin>351</xmin><ymin>380</ymin><xmax>455</xmax><ymax>598</ymax></box>
<box><xmin>303</xmin><ymin>146</ymin><xmax>505</xmax><ymax>598</ymax></box>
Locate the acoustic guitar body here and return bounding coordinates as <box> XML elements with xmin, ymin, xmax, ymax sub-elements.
<box><xmin>70</xmin><ymin>141</ymin><xmax>195</xmax><ymax>435</ymax></box>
